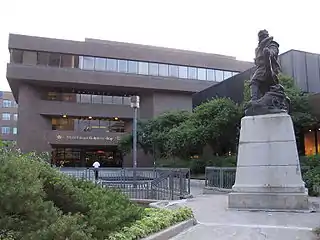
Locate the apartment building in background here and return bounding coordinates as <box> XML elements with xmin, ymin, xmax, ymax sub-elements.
<box><xmin>6</xmin><ymin>33</ymin><xmax>253</xmax><ymax>167</ymax></box>
<box><xmin>0</xmin><ymin>91</ymin><xmax>18</xmax><ymax>141</ymax></box>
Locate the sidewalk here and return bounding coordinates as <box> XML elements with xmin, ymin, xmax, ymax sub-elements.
<box><xmin>171</xmin><ymin>194</ymin><xmax>320</xmax><ymax>240</ymax></box>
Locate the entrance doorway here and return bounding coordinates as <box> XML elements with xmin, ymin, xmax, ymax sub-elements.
<box><xmin>51</xmin><ymin>146</ymin><xmax>123</xmax><ymax>168</ymax></box>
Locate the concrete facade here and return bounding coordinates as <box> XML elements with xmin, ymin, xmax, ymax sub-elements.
<box><xmin>6</xmin><ymin>33</ymin><xmax>252</xmax><ymax>167</ymax></box>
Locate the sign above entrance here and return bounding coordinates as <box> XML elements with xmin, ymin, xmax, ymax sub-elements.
<box><xmin>56</xmin><ymin>134</ymin><xmax>121</xmax><ymax>142</ymax></box>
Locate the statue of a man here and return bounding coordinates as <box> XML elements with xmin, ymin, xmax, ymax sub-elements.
<box><xmin>250</xmin><ymin>29</ymin><xmax>281</xmax><ymax>101</ymax></box>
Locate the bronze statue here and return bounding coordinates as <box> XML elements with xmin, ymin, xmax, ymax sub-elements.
<box><xmin>245</xmin><ymin>30</ymin><xmax>290</xmax><ymax>116</ymax></box>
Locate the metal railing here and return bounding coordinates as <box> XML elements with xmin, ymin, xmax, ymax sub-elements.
<box><xmin>205</xmin><ymin>166</ymin><xmax>319</xmax><ymax>194</ymax></box>
<box><xmin>205</xmin><ymin>167</ymin><xmax>236</xmax><ymax>190</ymax></box>
<box><xmin>60</xmin><ymin>167</ymin><xmax>191</xmax><ymax>200</ymax></box>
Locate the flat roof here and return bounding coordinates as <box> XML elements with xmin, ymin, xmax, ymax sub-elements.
<box><xmin>8</xmin><ymin>33</ymin><xmax>253</xmax><ymax>72</ymax></box>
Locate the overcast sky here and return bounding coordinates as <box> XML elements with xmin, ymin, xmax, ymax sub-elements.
<box><xmin>0</xmin><ymin>0</ymin><xmax>319</xmax><ymax>91</ymax></box>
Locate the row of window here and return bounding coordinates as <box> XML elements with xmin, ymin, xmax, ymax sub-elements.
<box><xmin>11</xmin><ymin>49</ymin><xmax>239</xmax><ymax>82</ymax></box>
<box><xmin>52</xmin><ymin>118</ymin><xmax>126</xmax><ymax>132</ymax></box>
<box><xmin>1</xmin><ymin>100</ymin><xmax>18</xmax><ymax>108</ymax></box>
<box><xmin>1</xmin><ymin>127</ymin><xmax>17</xmax><ymax>135</ymax></box>
<box><xmin>46</xmin><ymin>92</ymin><xmax>132</xmax><ymax>105</ymax></box>
<box><xmin>2</xmin><ymin>113</ymin><xmax>18</xmax><ymax>121</ymax></box>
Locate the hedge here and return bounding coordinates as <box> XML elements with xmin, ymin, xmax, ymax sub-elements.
<box><xmin>107</xmin><ymin>207</ymin><xmax>194</xmax><ymax>240</ymax></box>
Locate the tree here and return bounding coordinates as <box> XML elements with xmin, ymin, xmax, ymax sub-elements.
<box><xmin>165</xmin><ymin>98</ymin><xmax>242</xmax><ymax>157</ymax></box>
<box><xmin>118</xmin><ymin>111</ymin><xmax>190</xmax><ymax>157</ymax></box>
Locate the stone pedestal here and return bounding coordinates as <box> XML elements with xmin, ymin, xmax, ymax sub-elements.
<box><xmin>228</xmin><ymin>113</ymin><xmax>309</xmax><ymax>211</ymax></box>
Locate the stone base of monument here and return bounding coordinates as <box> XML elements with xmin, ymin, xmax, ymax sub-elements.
<box><xmin>228</xmin><ymin>113</ymin><xmax>309</xmax><ymax>211</ymax></box>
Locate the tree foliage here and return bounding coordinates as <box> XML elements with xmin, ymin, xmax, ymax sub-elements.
<box><xmin>243</xmin><ymin>75</ymin><xmax>318</xmax><ymax>153</ymax></box>
<box><xmin>119</xmin><ymin>98</ymin><xmax>242</xmax><ymax>158</ymax></box>
<box><xmin>165</xmin><ymin>98</ymin><xmax>242</xmax><ymax>157</ymax></box>
<box><xmin>243</xmin><ymin>74</ymin><xmax>317</xmax><ymax>128</ymax></box>
<box><xmin>119</xmin><ymin>74</ymin><xmax>317</xmax><ymax>160</ymax></box>
<box><xmin>118</xmin><ymin>111</ymin><xmax>190</xmax><ymax>156</ymax></box>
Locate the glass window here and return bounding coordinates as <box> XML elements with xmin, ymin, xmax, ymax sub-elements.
<box><xmin>82</xmin><ymin>56</ymin><xmax>95</xmax><ymax>70</ymax></box>
<box><xmin>94</xmin><ymin>57</ymin><xmax>106</xmax><ymax>71</ymax></box>
<box><xmin>106</xmin><ymin>59</ymin><xmax>118</xmax><ymax>71</ymax></box>
<box><xmin>215</xmin><ymin>70</ymin><xmax>224</xmax><ymax>82</ymax></box>
<box><xmin>188</xmin><ymin>67</ymin><xmax>197</xmax><ymax>79</ymax></box>
<box><xmin>13</xmin><ymin>102</ymin><xmax>18</xmax><ymax>108</ymax></box>
<box><xmin>92</xmin><ymin>95</ymin><xmax>102</xmax><ymax>104</ymax></box>
<box><xmin>207</xmin><ymin>69</ymin><xmax>215</xmax><ymax>81</ymax></box>
<box><xmin>158</xmin><ymin>64</ymin><xmax>169</xmax><ymax>77</ymax></box>
<box><xmin>61</xmin><ymin>54</ymin><xmax>76</xmax><ymax>68</ymax></box>
<box><xmin>48</xmin><ymin>53</ymin><xmax>61</xmax><ymax>67</ymax></box>
<box><xmin>138</xmin><ymin>62</ymin><xmax>149</xmax><ymax>75</ymax></box>
<box><xmin>80</xmin><ymin>94</ymin><xmax>91</xmax><ymax>103</ymax></box>
<box><xmin>14</xmin><ymin>114</ymin><xmax>18</xmax><ymax>121</ymax></box>
<box><xmin>149</xmin><ymin>63</ymin><xmax>159</xmax><ymax>76</ymax></box>
<box><xmin>109</xmin><ymin>120</ymin><xmax>125</xmax><ymax>132</ymax></box>
<box><xmin>178</xmin><ymin>66</ymin><xmax>188</xmax><ymax>79</ymax></box>
<box><xmin>11</xmin><ymin>49</ymin><xmax>23</xmax><ymax>64</ymax></box>
<box><xmin>168</xmin><ymin>65</ymin><xmax>179</xmax><ymax>78</ymax></box>
<box><xmin>52</xmin><ymin>118</ymin><xmax>74</xmax><ymax>131</ymax></box>
<box><xmin>72</xmin><ymin>56</ymin><xmax>80</xmax><ymax>68</ymax></box>
<box><xmin>113</xmin><ymin>96</ymin><xmax>123</xmax><ymax>104</ymax></box>
<box><xmin>78</xmin><ymin>56</ymin><xmax>84</xmax><ymax>69</ymax></box>
<box><xmin>223</xmin><ymin>71</ymin><xmax>232</xmax><ymax>79</ymax></box>
<box><xmin>78</xmin><ymin>119</ymin><xmax>90</xmax><ymax>132</ymax></box>
<box><xmin>99</xmin><ymin>119</ymin><xmax>108</xmax><ymax>129</ymax></box>
<box><xmin>47</xmin><ymin>92</ymin><xmax>59</xmax><ymax>101</ymax></box>
<box><xmin>123</xmin><ymin>96</ymin><xmax>131</xmax><ymax>105</ymax></box>
<box><xmin>61</xmin><ymin>93</ymin><xmax>76</xmax><ymax>102</ymax></box>
<box><xmin>197</xmin><ymin>68</ymin><xmax>206</xmax><ymax>81</ymax></box>
<box><xmin>2</xmin><ymin>100</ymin><xmax>11</xmax><ymax>108</ymax></box>
<box><xmin>2</xmin><ymin>113</ymin><xmax>10</xmax><ymax>120</ymax></box>
<box><xmin>103</xmin><ymin>95</ymin><xmax>113</xmax><ymax>104</ymax></box>
<box><xmin>232</xmin><ymin>71</ymin><xmax>238</xmax><ymax>76</ymax></box>
<box><xmin>37</xmin><ymin>52</ymin><xmax>49</xmax><ymax>66</ymax></box>
<box><xmin>90</xmin><ymin>119</ymin><xmax>100</xmax><ymax>130</ymax></box>
<box><xmin>13</xmin><ymin>127</ymin><xmax>17</xmax><ymax>135</ymax></box>
<box><xmin>128</xmin><ymin>61</ymin><xmax>138</xmax><ymax>74</ymax></box>
<box><xmin>118</xmin><ymin>60</ymin><xmax>128</xmax><ymax>73</ymax></box>
<box><xmin>1</xmin><ymin>127</ymin><xmax>10</xmax><ymax>135</ymax></box>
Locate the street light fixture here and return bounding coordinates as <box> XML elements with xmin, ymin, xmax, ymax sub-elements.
<box><xmin>130</xmin><ymin>96</ymin><xmax>140</xmax><ymax>186</ymax></box>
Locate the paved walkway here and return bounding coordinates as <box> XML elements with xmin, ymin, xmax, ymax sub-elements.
<box><xmin>170</xmin><ymin>181</ymin><xmax>320</xmax><ymax>239</ymax></box>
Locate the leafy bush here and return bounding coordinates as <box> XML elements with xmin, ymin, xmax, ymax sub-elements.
<box><xmin>107</xmin><ymin>207</ymin><xmax>194</xmax><ymax>240</ymax></box>
<box><xmin>304</xmin><ymin>167</ymin><xmax>320</xmax><ymax>196</ymax></box>
<box><xmin>0</xmin><ymin>144</ymin><xmax>142</xmax><ymax>239</ymax></box>
<box><xmin>0</xmin><ymin>143</ymin><xmax>194</xmax><ymax>239</ymax></box>
<box><xmin>299</xmin><ymin>155</ymin><xmax>320</xmax><ymax>196</ymax></box>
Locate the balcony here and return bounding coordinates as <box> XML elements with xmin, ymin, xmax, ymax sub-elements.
<box><xmin>46</xmin><ymin>130</ymin><xmax>126</xmax><ymax>146</ymax></box>
<box><xmin>38</xmin><ymin>100</ymin><xmax>133</xmax><ymax>119</ymax></box>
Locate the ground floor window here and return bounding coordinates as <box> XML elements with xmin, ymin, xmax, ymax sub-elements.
<box><xmin>304</xmin><ymin>128</ymin><xmax>320</xmax><ymax>156</ymax></box>
<box><xmin>51</xmin><ymin>146</ymin><xmax>123</xmax><ymax>167</ymax></box>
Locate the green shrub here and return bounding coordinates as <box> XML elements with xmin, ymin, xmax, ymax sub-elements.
<box><xmin>107</xmin><ymin>207</ymin><xmax>194</xmax><ymax>240</ymax></box>
<box><xmin>0</xmin><ymin>145</ymin><xmax>142</xmax><ymax>239</ymax></box>
<box><xmin>303</xmin><ymin>167</ymin><xmax>320</xmax><ymax>196</ymax></box>
<box><xmin>0</xmin><ymin>143</ymin><xmax>193</xmax><ymax>239</ymax></box>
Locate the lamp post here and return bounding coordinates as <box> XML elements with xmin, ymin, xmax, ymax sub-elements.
<box><xmin>130</xmin><ymin>96</ymin><xmax>140</xmax><ymax>186</ymax></box>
